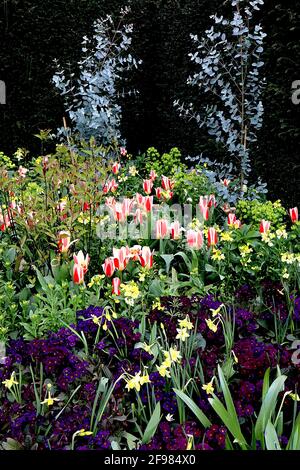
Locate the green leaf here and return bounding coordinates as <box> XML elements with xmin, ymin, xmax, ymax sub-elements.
<box><xmin>265</xmin><ymin>421</ymin><xmax>281</xmax><ymax>450</ymax></box>
<box><xmin>255</xmin><ymin>375</ymin><xmax>287</xmax><ymax>441</ymax></box>
<box><xmin>173</xmin><ymin>388</ymin><xmax>211</xmax><ymax>428</ymax></box>
<box><xmin>142</xmin><ymin>402</ymin><xmax>161</xmax><ymax>444</ymax></box>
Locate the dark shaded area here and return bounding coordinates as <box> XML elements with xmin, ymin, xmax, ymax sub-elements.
<box><xmin>0</xmin><ymin>0</ymin><xmax>299</xmax><ymax>204</ymax></box>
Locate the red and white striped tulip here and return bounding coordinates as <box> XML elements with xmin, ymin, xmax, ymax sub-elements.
<box><xmin>186</xmin><ymin>229</ymin><xmax>203</xmax><ymax>250</ymax></box>
<box><xmin>73</xmin><ymin>263</ymin><xmax>84</xmax><ymax>285</ymax></box>
<box><xmin>144</xmin><ymin>196</ymin><xmax>153</xmax><ymax>213</ymax></box>
<box><xmin>171</xmin><ymin>221</ymin><xmax>181</xmax><ymax>240</ymax></box>
<box><xmin>113</xmin><ymin>246</ymin><xmax>130</xmax><ymax>271</ymax></box>
<box><xmin>134</xmin><ymin>208</ymin><xmax>143</xmax><ymax>225</ymax></box>
<box><xmin>222</xmin><ymin>179</ymin><xmax>230</xmax><ymax>187</ymax></box>
<box><xmin>73</xmin><ymin>250</ymin><xmax>90</xmax><ymax>274</ymax></box>
<box><xmin>18</xmin><ymin>166</ymin><xmax>28</xmax><ymax>178</ymax></box>
<box><xmin>143</xmin><ymin>179</ymin><xmax>153</xmax><ymax>195</ymax></box>
<box><xmin>139</xmin><ymin>246</ymin><xmax>153</xmax><ymax>269</ymax></box>
<box><xmin>207</xmin><ymin>227</ymin><xmax>218</xmax><ymax>247</ymax></box>
<box><xmin>208</xmin><ymin>194</ymin><xmax>217</xmax><ymax>208</ymax></box>
<box><xmin>112</xmin><ymin>162</ymin><xmax>121</xmax><ymax>175</ymax></box>
<box><xmin>161</xmin><ymin>175</ymin><xmax>175</xmax><ymax>191</ymax></box>
<box><xmin>58</xmin><ymin>230</ymin><xmax>71</xmax><ymax>254</ymax></box>
<box><xmin>156</xmin><ymin>219</ymin><xmax>169</xmax><ymax>239</ymax></box>
<box><xmin>120</xmin><ymin>147</ymin><xmax>127</xmax><ymax>157</ymax></box>
<box><xmin>129</xmin><ymin>245</ymin><xmax>142</xmax><ymax>261</ymax></box>
<box><xmin>112</xmin><ymin>277</ymin><xmax>121</xmax><ymax>295</ymax></box>
<box><xmin>259</xmin><ymin>220</ymin><xmax>271</xmax><ymax>234</ymax></box>
<box><xmin>149</xmin><ymin>169</ymin><xmax>157</xmax><ymax>181</ymax></box>
<box><xmin>289</xmin><ymin>207</ymin><xmax>298</xmax><ymax>224</ymax></box>
<box><xmin>102</xmin><ymin>257</ymin><xmax>115</xmax><ymax>277</ymax></box>
<box><xmin>227</xmin><ymin>213</ymin><xmax>237</xmax><ymax>226</ymax></box>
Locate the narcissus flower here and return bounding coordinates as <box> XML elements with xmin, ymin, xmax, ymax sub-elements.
<box><xmin>176</xmin><ymin>328</ymin><xmax>190</xmax><ymax>342</ymax></box>
<box><xmin>202</xmin><ymin>379</ymin><xmax>215</xmax><ymax>395</ymax></box>
<box><xmin>178</xmin><ymin>316</ymin><xmax>193</xmax><ymax>330</ymax></box>
<box><xmin>2</xmin><ymin>371</ymin><xmax>18</xmax><ymax>389</ymax></box>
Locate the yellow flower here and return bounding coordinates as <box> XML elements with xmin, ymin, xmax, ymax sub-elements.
<box><xmin>232</xmin><ymin>350</ymin><xmax>239</xmax><ymax>364</ymax></box>
<box><xmin>178</xmin><ymin>315</ymin><xmax>193</xmax><ymax>330</ymax></box>
<box><xmin>210</xmin><ymin>304</ymin><xmax>224</xmax><ymax>317</ymax></box>
<box><xmin>2</xmin><ymin>371</ymin><xmax>18</xmax><ymax>390</ymax></box>
<box><xmin>176</xmin><ymin>328</ymin><xmax>190</xmax><ymax>342</ymax></box>
<box><xmin>77</xmin><ymin>429</ymin><xmax>93</xmax><ymax>437</ymax></box>
<box><xmin>163</xmin><ymin>347</ymin><xmax>182</xmax><ymax>364</ymax></box>
<box><xmin>156</xmin><ymin>364</ymin><xmax>171</xmax><ymax>378</ymax></box>
<box><xmin>142</xmin><ymin>343</ymin><xmax>152</xmax><ymax>353</ymax></box>
<box><xmin>290</xmin><ymin>393</ymin><xmax>300</xmax><ymax>401</ymax></box>
<box><xmin>205</xmin><ymin>319</ymin><xmax>218</xmax><ymax>333</ymax></box>
<box><xmin>221</xmin><ymin>232</ymin><xmax>233</xmax><ymax>242</ymax></box>
<box><xmin>41</xmin><ymin>391</ymin><xmax>60</xmax><ymax>407</ymax></box>
<box><xmin>239</xmin><ymin>244</ymin><xmax>253</xmax><ymax>257</ymax></box>
<box><xmin>140</xmin><ymin>372</ymin><xmax>150</xmax><ymax>385</ymax></box>
<box><xmin>186</xmin><ymin>434</ymin><xmax>194</xmax><ymax>450</ymax></box>
<box><xmin>125</xmin><ymin>372</ymin><xmax>142</xmax><ymax>392</ymax></box>
<box><xmin>211</xmin><ymin>248</ymin><xmax>225</xmax><ymax>261</ymax></box>
<box><xmin>91</xmin><ymin>314</ymin><xmax>101</xmax><ymax>326</ymax></box>
<box><xmin>152</xmin><ymin>298</ymin><xmax>164</xmax><ymax>311</ymax></box>
<box><xmin>202</xmin><ymin>379</ymin><xmax>214</xmax><ymax>395</ymax></box>
<box><xmin>129</xmin><ymin>165</ymin><xmax>138</xmax><ymax>176</ymax></box>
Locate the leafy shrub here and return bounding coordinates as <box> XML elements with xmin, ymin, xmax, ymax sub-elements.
<box><xmin>236</xmin><ymin>199</ymin><xmax>286</xmax><ymax>228</ymax></box>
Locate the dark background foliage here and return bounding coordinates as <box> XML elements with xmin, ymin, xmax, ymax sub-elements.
<box><xmin>0</xmin><ymin>0</ymin><xmax>299</xmax><ymax>204</ymax></box>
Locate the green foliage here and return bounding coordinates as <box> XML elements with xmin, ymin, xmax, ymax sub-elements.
<box><xmin>236</xmin><ymin>199</ymin><xmax>286</xmax><ymax>228</ymax></box>
<box><xmin>173</xmin><ymin>166</ymin><xmax>211</xmax><ymax>204</ymax></box>
<box><xmin>144</xmin><ymin>147</ymin><xmax>184</xmax><ymax>177</ymax></box>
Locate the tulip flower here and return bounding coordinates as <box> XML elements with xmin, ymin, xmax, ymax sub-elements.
<box><xmin>156</xmin><ymin>219</ymin><xmax>169</xmax><ymax>239</ymax></box>
<box><xmin>129</xmin><ymin>245</ymin><xmax>142</xmax><ymax>261</ymax></box>
<box><xmin>18</xmin><ymin>166</ymin><xmax>28</xmax><ymax>178</ymax></box>
<box><xmin>155</xmin><ymin>187</ymin><xmax>162</xmax><ymax>200</ymax></box>
<box><xmin>170</xmin><ymin>221</ymin><xmax>181</xmax><ymax>240</ymax></box>
<box><xmin>259</xmin><ymin>220</ymin><xmax>271</xmax><ymax>234</ymax></box>
<box><xmin>102</xmin><ymin>257</ymin><xmax>115</xmax><ymax>277</ymax></box>
<box><xmin>222</xmin><ymin>179</ymin><xmax>230</xmax><ymax>187</ymax></box>
<box><xmin>73</xmin><ymin>264</ymin><xmax>84</xmax><ymax>284</ymax></box>
<box><xmin>112</xmin><ymin>277</ymin><xmax>121</xmax><ymax>295</ymax></box>
<box><xmin>122</xmin><ymin>198</ymin><xmax>133</xmax><ymax>217</ymax></box>
<box><xmin>73</xmin><ymin>251</ymin><xmax>90</xmax><ymax>274</ymax></box>
<box><xmin>290</xmin><ymin>207</ymin><xmax>298</xmax><ymax>224</ymax></box>
<box><xmin>143</xmin><ymin>179</ymin><xmax>153</xmax><ymax>195</ymax></box>
<box><xmin>120</xmin><ymin>147</ymin><xmax>127</xmax><ymax>157</ymax></box>
<box><xmin>161</xmin><ymin>176</ymin><xmax>175</xmax><ymax>191</ymax></box>
<box><xmin>113</xmin><ymin>246</ymin><xmax>129</xmax><ymax>271</ymax></box>
<box><xmin>58</xmin><ymin>230</ymin><xmax>71</xmax><ymax>253</ymax></box>
<box><xmin>144</xmin><ymin>196</ymin><xmax>153</xmax><ymax>213</ymax></box>
<box><xmin>134</xmin><ymin>208</ymin><xmax>143</xmax><ymax>225</ymax></box>
<box><xmin>227</xmin><ymin>213</ymin><xmax>237</xmax><ymax>226</ymax></box>
<box><xmin>199</xmin><ymin>196</ymin><xmax>209</xmax><ymax>221</ymax></box>
<box><xmin>186</xmin><ymin>229</ymin><xmax>203</xmax><ymax>250</ymax></box>
<box><xmin>112</xmin><ymin>162</ymin><xmax>121</xmax><ymax>175</ymax></box>
<box><xmin>0</xmin><ymin>212</ymin><xmax>11</xmax><ymax>232</ymax></box>
<box><xmin>139</xmin><ymin>246</ymin><xmax>153</xmax><ymax>269</ymax></box>
<box><xmin>207</xmin><ymin>227</ymin><xmax>218</xmax><ymax>247</ymax></box>
<box><xmin>208</xmin><ymin>194</ymin><xmax>217</xmax><ymax>208</ymax></box>
<box><xmin>149</xmin><ymin>169</ymin><xmax>157</xmax><ymax>181</ymax></box>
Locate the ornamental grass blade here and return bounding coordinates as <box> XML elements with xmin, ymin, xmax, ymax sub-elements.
<box><xmin>265</xmin><ymin>421</ymin><xmax>281</xmax><ymax>450</ymax></box>
<box><xmin>173</xmin><ymin>388</ymin><xmax>211</xmax><ymax>428</ymax></box>
<box><xmin>142</xmin><ymin>402</ymin><xmax>161</xmax><ymax>444</ymax></box>
<box><xmin>255</xmin><ymin>374</ymin><xmax>287</xmax><ymax>442</ymax></box>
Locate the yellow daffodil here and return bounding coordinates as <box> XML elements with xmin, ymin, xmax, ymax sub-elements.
<box><xmin>290</xmin><ymin>393</ymin><xmax>300</xmax><ymax>401</ymax></box>
<box><xmin>2</xmin><ymin>371</ymin><xmax>18</xmax><ymax>390</ymax></box>
<box><xmin>176</xmin><ymin>328</ymin><xmax>190</xmax><ymax>342</ymax></box>
<box><xmin>41</xmin><ymin>391</ymin><xmax>60</xmax><ymax>407</ymax></box>
<box><xmin>163</xmin><ymin>347</ymin><xmax>182</xmax><ymax>364</ymax></box>
<box><xmin>202</xmin><ymin>379</ymin><xmax>215</xmax><ymax>395</ymax></box>
<box><xmin>77</xmin><ymin>429</ymin><xmax>93</xmax><ymax>437</ymax></box>
<box><xmin>205</xmin><ymin>318</ymin><xmax>218</xmax><ymax>333</ymax></box>
<box><xmin>178</xmin><ymin>315</ymin><xmax>193</xmax><ymax>330</ymax></box>
<box><xmin>156</xmin><ymin>364</ymin><xmax>171</xmax><ymax>378</ymax></box>
<box><xmin>210</xmin><ymin>304</ymin><xmax>224</xmax><ymax>317</ymax></box>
